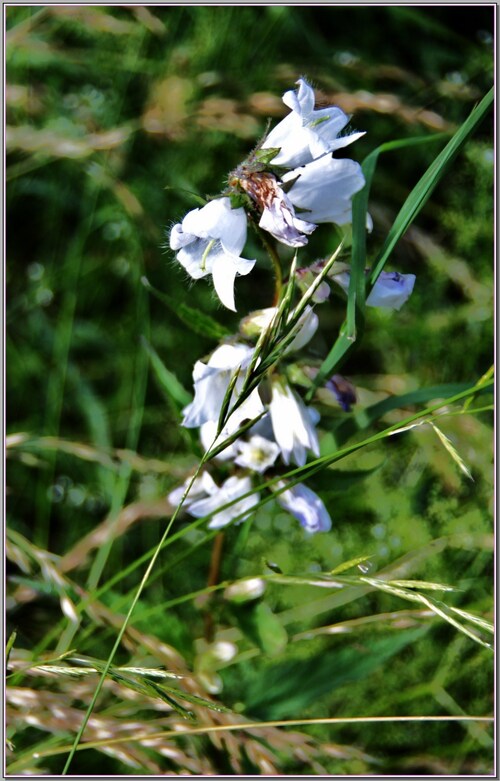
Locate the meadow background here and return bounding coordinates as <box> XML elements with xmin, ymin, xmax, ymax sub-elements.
<box><xmin>6</xmin><ymin>5</ymin><xmax>494</xmax><ymax>776</ymax></box>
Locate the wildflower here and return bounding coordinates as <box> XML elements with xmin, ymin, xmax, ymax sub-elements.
<box><xmin>198</xmin><ymin>420</ymin><xmax>241</xmax><ymax>461</ymax></box>
<box><xmin>170</xmin><ymin>197</ymin><xmax>256</xmax><ymax>311</ymax></box>
<box><xmin>262</xmin><ymin>78</ymin><xmax>365</xmax><ymax>169</ymax></box>
<box><xmin>269</xmin><ymin>380</ymin><xmax>320</xmax><ymax>466</ymax></box>
<box><xmin>234</xmin><ymin>434</ymin><xmax>280</xmax><ymax>473</ymax></box>
<box><xmin>326</xmin><ymin>374</ymin><xmax>357</xmax><ymax>412</ymax></box>
<box><xmin>365</xmin><ymin>271</ymin><xmax>416</xmax><ymax>310</ymax></box>
<box><xmin>167</xmin><ymin>470</ymin><xmax>218</xmax><ymax>509</ymax></box>
<box><xmin>188</xmin><ymin>475</ymin><xmax>260</xmax><ymax>529</ymax></box>
<box><xmin>182</xmin><ymin>343</ymin><xmax>264</xmax><ymax>430</ymax></box>
<box><xmin>283</xmin><ymin>154</ymin><xmax>366</xmax><ymax>226</ymax></box>
<box><xmin>333</xmin><ymin>269</ymin><xmax>416</xmax><ymax>310</ymax></box>
<box><xmin>276</xmin><ymin>482</ymin><xmax>332</xmax><ymax>533</ymax></box>
<box><xmin>239</xmin><ymin>170</ymin><xmax>315</xmax><ymax>247</ymax></box>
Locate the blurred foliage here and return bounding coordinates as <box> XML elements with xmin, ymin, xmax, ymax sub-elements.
<box><xmin>6</xmin><ymin>5</ymin><xmax>493</xmax><ymax>776</ymax></box>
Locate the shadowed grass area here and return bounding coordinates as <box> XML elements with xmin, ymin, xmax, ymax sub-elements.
<box><xmin>6</xmin><ymin>6</ymin><xmax>493</xmax><ymax>775</ymax></box>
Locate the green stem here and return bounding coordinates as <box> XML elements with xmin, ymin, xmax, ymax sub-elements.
<box><xmin>251</xmin><ymin>216</ymin><xmax>282</xmax><ymax>304</ymax></box>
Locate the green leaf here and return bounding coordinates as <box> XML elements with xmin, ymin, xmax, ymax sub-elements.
<box><xmin>141</xmin><ymin>337</ymin><xmax>191</xmax><ymax>408</ymax></box>
<box><xmin>307</xmin><ymin>464</ymin><xmax>384</xmax><ymax>494</ymax></box>
<box><xmin>332</xmin><ymin>381</ymin><xmax>492</xmax><ymax>448</ymax></box>
<box><xmin>255</xmin><ymin>147</ymin><xmax>280</xmax><ymax>165</ymax></box>
<box><xmin>243</xmin><ymin>627</ymin><xmax>428</xmax><ymax>719</ymax></box>
<box><xmin>369</xmin><ymin>88</ymin><xmax>493</xmax><ymax>286</ymax></box>
<box><xmin>141</xmin><ymin>277</ymin><xmax>231</xmax><ymax>341</ymax></box>
<box><xmin>235</xmin><ymin>601</ymin><xmax>288</xmax><ymax>656</ymax></box>
<box><xmin>164</xmin><ymin>185</ymin><xmax>207</xmax><ymax>207</ymax></box>
<box><xmin>6</xmin><ymin>630</ymin><xmax>17</xmax><ymax>667</ymax></box>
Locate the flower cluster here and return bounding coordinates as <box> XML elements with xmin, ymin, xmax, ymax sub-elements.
<box><xmin>167</xmin><ymin>78</ymin><xmax>416</xmax><ymax>535</ymax></box>
<box><xmin>170</xmin><ymin>78</ymin><xmax>366</xmax><ymax>310</ymax></box>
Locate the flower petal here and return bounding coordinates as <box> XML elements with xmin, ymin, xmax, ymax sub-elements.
<box><xmin>277</xmin><ymin>482</ymin><xmax>332</xmax><ymax>533</ymax></box>
<box><xmin>284</xmin><ymin>156</ymin><xmax>365</xmax><ymax>225</ymax></box>
<box><xmin>211</xmin><ymin>252</ymin><xmax>256</xmax><ymax>312</ymax></box>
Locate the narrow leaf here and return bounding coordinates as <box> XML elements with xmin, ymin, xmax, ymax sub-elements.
<box><xmin>141</xmin><ymin>337</ymin><xmax>191</xmax><ymax>407</ymax></box>
<box><xmin>141</xmin><ymin>277</ymin><xmax>230</xmax><ymax>340</ymax></box>
<box><xmin>369</xmin><ymin>88</ymin><xmax>493</xmax><ymax>285</ymax></box>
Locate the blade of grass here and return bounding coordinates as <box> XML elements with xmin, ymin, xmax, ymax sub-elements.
<box><xmin>369</xmin><ymin>87</ymin><xmax>493</xmax><ymax>286</ymax></box>
<box><xmin>307</xmin><ymin>88</ymin><xmax>492</xmax><ymax>399</ymax></box>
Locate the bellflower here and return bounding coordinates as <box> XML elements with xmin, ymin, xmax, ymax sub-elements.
<box><xmin>283</xmin><ymin>155</ymin><xmax>366</xmax><ymax>226</ymax></box>
<box><xmin>276</xmin><ymin>482</ymin><xmax>332</xmax><ymax>533</ymax></box>
<box><xmin>262</xmin><ymin>78</ymin><xmax>365</xmax><ymax>169</ymax></box>
<box><xmin>170</xmin><ymin>197</ymin><xmax>256</xmax><ymax>311</ymax></box>
<box><xmin>188</xmin><ymin>475</ymin><xmax>259</xmax><ymax>530</ymax></box>
<box><xmin>333</xmin><ymin>269</ymin><xmax>416</xmax><ymax>311</ymax></box>
<box><xmin>167</xmin><ymin>470</ymin><xmax>218</xmax><ymax>509</ymax></box>
<box><xmin>366</xmin><ymin>271</ymin><xmax>416</xmax><ymax>310</ymax></box>
<box><xmin>199</xmin><ymin>420</ymin><xmax>241</xmax><ymax>461</ymax></box>
<box><xmin>269</xmin><ymin>380</ymin><xmax>320</xmax><ymax>466</ymax></box>
<box><xmin>239</xmin><ymin>170</ymin><xmax>316</xmax><ymax>248</ymax></box>
<box><xmin>182</xmin><ymin>343</ymin><xmax>264</xmax><ymax>430</ymax></box>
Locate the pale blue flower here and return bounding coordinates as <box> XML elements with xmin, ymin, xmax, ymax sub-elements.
<box><xmin>333</xmin><ymin>269</ymin><xmax>416</xmax><ymax>311</ymax></box>
<box><xmin>188</xmin><ymin>475</ymin><xmax>259</xmax><ymax>530</ymax></box>
<box><xmin>276</xmin><ymin>482</ymin><xmax>332</xmax><ymax>533</ymax></box>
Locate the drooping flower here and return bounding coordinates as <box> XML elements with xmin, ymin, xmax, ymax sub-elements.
<box><xmin>365</xmin><ymin>271</ymin><xmax>416</xmax><ymax>310</ymax></box>
<box><xmin>182</xmin><ymin>343</ymin><xmax>264</xmax><ymax>430</ymax></box>
<box><xmin>275</xmin><ymin>481</ymin><xmax>332</xmax><ymax>533</ymax></box>
<box><xmin>333</xmin><ymin>269</ymin><xmax>416</xmax><ymax>311</ymax></box>
<box><xmin>325</xmin><ymin>374</ymin><xmax>357</xmax><ymax>412</ymax></box>
<box><xmin>239</xmin><ymin>170</ymin><xmax>316</xmax><ymax>247</ymax></box>
<box><xmin>283</xmin><ymin>154</ymin><xmax>366</xmax><ymax>227</ymax></box>
<box><xmin>269</xmin><ymin>380</ymin><xmax>320</xmax><ymax>466</ymax></box>
<box><xmin>262</xmin><ymin>78</ymin><xmax>365</xmax><ymax>169</ymax></box>
<box><xmin>187</xmin><ymin>475</ymin><xmax>259</xmax><ymax>529</ymax></box>
<box><xmin>170</xmin><ymin>197</ymin><xmax>256</xmax><ymax>311</ymax></box>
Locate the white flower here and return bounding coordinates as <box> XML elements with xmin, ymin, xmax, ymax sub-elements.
<box><xmin>234</xmin><ymin>435</ymin><xmax>280</xmax><ymax>473</ymax></box>
<box><xmin>199</xmin><ymin>420</ymin><xmax>241</xmax><ymax>461</ymax></box>
<box><xmin>182</xmin><ymin>343</ymin><xmax>264</xmax><ymax>430</ymax></box>
<box><xmin>170</xmin><ymin>197</ymin><xmax>256</xmax><ymax>311</ymax></box>
<box><xmin>333</xmin><ymin>269</ymin><xmax>416</xmax><ymax>311</ymax></box>
<box><xmin>188</xmin><ymin>475</ymin><xmax>259</xmax><ymax>529</ymax></box>
<box><xmin>167</xmin><ymin>470</ymin><xmax>218</xmax><ymax>508</ymax></box>
<box><xmin>258</xmin><ymin>185</ymin><xmax>316</xmax><ymax>247</ymax></box>
<box><xmin>269</xmin><ymin>380</ymin><xmax>320</xmax><ymax>466</ymax></box>
<box><xmin>276</xmin><ymin>482</ymin><xmax>332</xmax><ymax>533</ymax></box>
<box><xmin>262</xmin><ymin>78</ymin><xmax>365</xmax><ymax>169</ymax></box>
<box><xmin>283</xmin><ymin>155</ymin><xmax>366</xmax><ymax>226</ymax></box>
<box><xmin>238</xmin><ymin>169</ymin><xmax>316</xmax><ymax>248</ymax></box>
